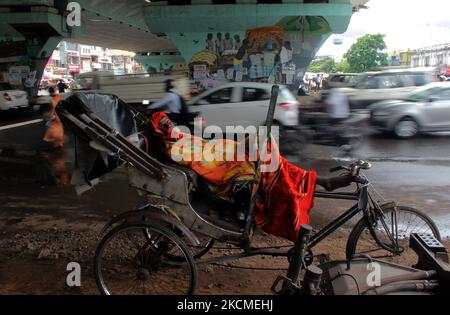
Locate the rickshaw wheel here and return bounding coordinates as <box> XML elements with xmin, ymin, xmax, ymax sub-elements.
<box><xmin>141</xmin><ymin>219</ymin><xmax>215</xmax><ymax>260</ymax></box>
<box><xmin>164</xmin><ymin>234</ymin><xmax>215</xmax><ymax>261</ymax></box>
<box><xmin>94</xmin><ymin>222</ymin><xmax>197</xmax><ymax>295</ymax></box>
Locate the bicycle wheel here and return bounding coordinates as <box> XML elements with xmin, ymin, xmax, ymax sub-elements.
<box><xmin>94</xmin><ymin>222</ymin><xmax>197</xmax><ymax>295</ymax></box>
<box><xmin>346</xmin><ymin>204</ymin><xmax>441</xmax><ymax>264</ymax></box>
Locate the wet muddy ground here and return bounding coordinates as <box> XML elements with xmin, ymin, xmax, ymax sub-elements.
<box><xmin>0</xmin><ymin>171</ymin><xmax>449</xmax><ymax>295</ymax></box>
<box><xmin>1</xmin><ymin>116</ymin><xmax>450</xmax><ymax>294</ymax></box>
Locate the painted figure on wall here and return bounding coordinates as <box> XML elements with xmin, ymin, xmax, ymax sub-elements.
<box><xmin>205</xmin><ymin>33</ymin><xmax>214</xmax><ymax>51</ymax></box>
<box><xmin>223</xmin><ymin>33</ymin><xmax>234</xmax><ymax>51</ymax></box>
<box><xmin>215</xmin><ymin>32</ymin><xmax>224</xmax><ymax>55</ymax></box>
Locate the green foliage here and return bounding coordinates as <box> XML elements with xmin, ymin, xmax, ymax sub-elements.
<box><xmin>307</xmin><ymin>56</ymin><xmax>337</xmax><ymax>73</ymax></box>
<box><xmin>344</xmin><ymin>34</ymin><xmax>389</xmax><ymax>73</ymax></box>
<box><xmin>335</xmin><ymin>59</ymin><xmax>351</xmax><ymax>73</ymax></box>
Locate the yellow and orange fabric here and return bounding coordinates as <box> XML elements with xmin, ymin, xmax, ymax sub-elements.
<box><xmin>149</xmin><ymin>112</ymin><xmax>317</xmax><ymax>241</ymax></box>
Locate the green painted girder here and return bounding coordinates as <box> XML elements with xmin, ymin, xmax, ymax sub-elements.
<box><xmin>0</xmin><ymin>11</ymin><xmax>83</xmax><ymax>38</ymax></box>
<box><xmin>144</xmin><ymin>3</ymin><xmax>353</xmax><ymax>34</ymax></box>
<box><xmin>134</xmin><ymin>54</ymin><xmax>185</xmax><ymax>71</ymax></box>
<box><xmin>77</xmin><ymin>0</ymin><xmax>149</xmax><ymax>31</ymax></box>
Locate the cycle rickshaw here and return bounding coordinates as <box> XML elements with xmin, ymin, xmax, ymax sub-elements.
<box><xmin>57</xmin><ymin>86</ymin><xmax>440</xmax><ymax>295</ymax></box>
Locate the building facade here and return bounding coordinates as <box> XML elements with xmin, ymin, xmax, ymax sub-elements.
<box><xmin>410</xmin><ymin>43</ymin><xmax>450</xmax><ymax>71</ymax></box>
<box><xmin>42</xmin><ymin>41</ymin><xmax>138</xmax><ymax>82</ymax></box>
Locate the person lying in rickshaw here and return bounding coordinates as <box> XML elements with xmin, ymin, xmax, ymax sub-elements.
<box><xmin>147</xmin><ymin>111</ymin><xmax>353</xmax><ymax>242</ymax></box>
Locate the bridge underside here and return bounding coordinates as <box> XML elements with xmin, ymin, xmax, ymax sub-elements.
<box><xmin>0</xmin><ymin>0</ymin><xmax>364</xmax><ymax>95</ymax></box>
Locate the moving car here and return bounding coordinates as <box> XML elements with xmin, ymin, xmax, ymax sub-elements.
<box><xmin>329</xmin><ymin>68</ymin><xmax>434</xmax><ymax>110</ymax></box>
<box><xmin>370</xmin><ymin>82</ymin><xmax>450</xmax><ymax>138</ymax></box>
<box><xmin>322</xmin><ymin>73</ymin><xmax>362</xmax><ymax>90</ymax></box>
<box><xmin>0</xmin><ymin>83</ymin><xmax>29</xmax><ymax>111</ymax></box>
<box><xmin>188</xmin><ymin>82</ymin><xmax>299</xmax><ymax>129</ymax></box>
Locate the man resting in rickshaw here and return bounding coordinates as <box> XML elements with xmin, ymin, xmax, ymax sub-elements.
<box><xmin>147</xmin><ymin>111</ymin><xmax>352</xmax><ymax>242</ymax></box>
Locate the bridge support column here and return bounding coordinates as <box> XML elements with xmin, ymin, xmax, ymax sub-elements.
<box><xmin>0</xmin><ymin>6</ymin><xmax>82</xmax><ymax>99</ymax></box>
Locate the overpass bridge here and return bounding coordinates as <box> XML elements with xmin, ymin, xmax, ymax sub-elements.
<box><xmin>0</xmin><ymin>0</ymin><xmax>368</xmax><ymax>95</ymax></box>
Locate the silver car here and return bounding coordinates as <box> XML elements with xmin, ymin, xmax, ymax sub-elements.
<box><xmin>369</xmin><ymin>82</ymin><xmax>450</xmax><ymax>138</ymax></box>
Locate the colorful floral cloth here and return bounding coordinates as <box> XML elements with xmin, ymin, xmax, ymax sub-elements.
<box><xmin>149</xmin><ymin>112</ymin><xmax>317</xmax><ymax>241</ymax></box>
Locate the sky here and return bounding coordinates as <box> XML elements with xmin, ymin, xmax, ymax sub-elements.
<box><xmin>317</xmin><ymin>0</ymin><xmax>450</xmax><ymax>60</ymax></box>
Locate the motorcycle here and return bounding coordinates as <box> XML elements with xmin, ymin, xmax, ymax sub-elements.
<box><xmin>289</xmin><ymin>110</ymin><xmax>369</xmax><ymax>154</ymax></box>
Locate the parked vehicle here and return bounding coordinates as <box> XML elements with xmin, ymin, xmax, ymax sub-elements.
<box><xmin>188</xmin><ymin>82</ymin><xmax>299</xmax><ymax>129</ymax></box>
<box><xmin>370</xmin><ymin>82</ymin><xmax>450</xmax><ymax>138</ymax></box>
<box><xmin>327</xmin><ymin>68</ymin><xmax>435</xmax><ymax>110</ymax></box>
<box><xmin>0</xmin><ymin>83</ymin><xmax>29</xmax><ymax>111</ymax></box>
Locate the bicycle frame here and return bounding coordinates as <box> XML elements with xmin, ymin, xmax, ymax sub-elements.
<box><xmin>311</xmin><ymin>186</ymin><xmax>402</xmax><ymax>256</ymax></box>
<box><xmin>309</xmin><ymin>190</ymin><xmax>360</xmax><ymax>249</ymax></box>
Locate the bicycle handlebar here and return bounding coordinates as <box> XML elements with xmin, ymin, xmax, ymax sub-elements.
<box><xmin>330</xmin><ymin>160</ymin><xmax>372</xmax><ymax>177</ymax></box>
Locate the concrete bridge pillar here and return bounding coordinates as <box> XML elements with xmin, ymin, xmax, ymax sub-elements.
<box><xmin>0</xmin><ymin>3</ymin><xmax>81</xmax><ymax>98</ymax></box>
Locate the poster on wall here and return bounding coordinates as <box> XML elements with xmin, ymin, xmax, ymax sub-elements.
<box><xmin>216</xmin><ymin>69</ymin><xmax>225</xmax><ymax>81</ymax></box>
<box><xmin>7</xmin><ymin>68</ymin><xmax>21</xmax><ymax>85</ymax></box>
<box><xmin>25</xmin><ymin>71</ymin><xmax>37</xmax><ymax>88</ymax></box>
<box><xmin>7</xmin><ymin>65</ymin><xmax>31</xmax><ymax>86</ymax></box>
<box><xmin>235</xmin><ymin>71</ymin><xmax>243</xmax><ymax>82</ymax></box>
<box><xmin>226</xmin><ymin>68</ymin><xmax>234</xmax><ymax>80</ymax></box>
<box><xmin>193</xmin><ymin>64</ymin><xmax>208</xmax><ymax>81</ymax></box>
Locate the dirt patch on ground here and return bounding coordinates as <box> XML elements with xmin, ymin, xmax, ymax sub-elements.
<box><xmin>1</xmin><ymin>218</ymin><xmax>448</xmax><ymax>295</ymax></box>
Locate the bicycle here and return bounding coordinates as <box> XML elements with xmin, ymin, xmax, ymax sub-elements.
<box><xmin>308</xmin><ymin>159</ymin><xmax>441</xmax><ymax>264</ymax></box>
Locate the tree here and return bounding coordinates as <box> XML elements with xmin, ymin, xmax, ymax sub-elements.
<box><xmin>307</xmin><ymin>56</ymin><xmax>337</xmax><ymax>73</ymax></box>
<box><xmin>335</xmin><ymin>59</ymin><xmax>351</xmax><ymax>73</ymax></box>
<box><xmin>344</xmin><ymin>34</ymin><xmax>389</xmax><ymax>73</ymax></box>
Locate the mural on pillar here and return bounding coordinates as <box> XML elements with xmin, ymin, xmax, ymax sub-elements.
<box><xmin>187</xmin><ymin>16</ymin><xmax>332</xmax><ymax>89</ymax></box>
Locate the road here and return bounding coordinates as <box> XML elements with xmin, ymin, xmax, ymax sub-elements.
<box><xmin>1</xmin><ymin>110</ymin><xmax>450</xmax><ymax>237</ymax></box>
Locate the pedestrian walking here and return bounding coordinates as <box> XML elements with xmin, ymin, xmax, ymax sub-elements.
<box><xmin>43</xmin><ymin>87</ymin><xmax>65</xmax><ymax>149</ymax></box>
<box><xmin>57</xmin><ymin>79</ymin><xmax>68</xmax><ymax>94</ymax></box>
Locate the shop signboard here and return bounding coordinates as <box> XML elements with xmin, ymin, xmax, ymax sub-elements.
<box><xmin>52</xmin><ymin>50</ymin><xmax>61</xmax><ymax>61</ymax></box>
<box><xmin>69</xmin><ymin>64</ymin><xmax>80</xmax><ymax>73</ymax></box>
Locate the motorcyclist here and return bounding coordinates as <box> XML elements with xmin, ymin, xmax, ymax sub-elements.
<box><xmin>325</xmin><ymin>88</ymin><xmax>350</xmax><ymax>125</ymax></box>
<box><xmin>147</xmin><ymin>79</ymin><xmax>187</xmax><ymax>114</ymax></box>
<box><xmin>147</xmin><ymin>79</ymin><xmax>194</xmax><ymax>128</ymax></box>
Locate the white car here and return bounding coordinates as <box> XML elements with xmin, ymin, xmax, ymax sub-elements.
<box><xmin>188</xmin><ymin>82</ymin><xmax>299</xmax><ymax>129</ymax></box>
<box><xmin>0</xmin><ymin>83</ymin><xmax>29</xmax><ymax>111</ymax></box>
<box><xmin>327</xmin><ymin>68</ymin><xmax>435</xmax><ymax>110</ymax></box>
